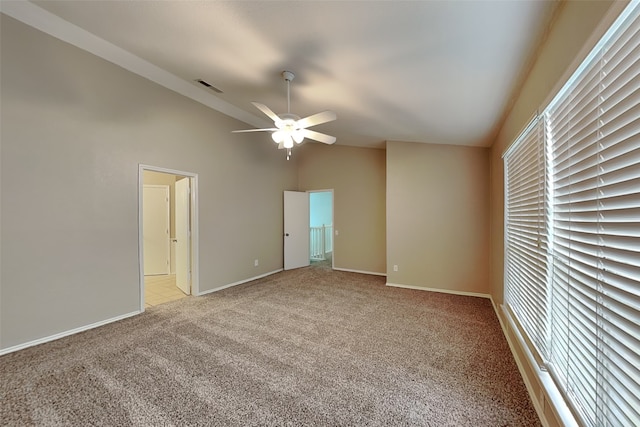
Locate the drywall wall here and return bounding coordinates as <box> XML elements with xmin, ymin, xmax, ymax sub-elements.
<box><xmin>386</xmin><ymin>141</ymin><xmax>490</xmax><ymax>294</ymax></box>
<box><xmin>309</xmin><ymin>191</ymin><xmax>332</xmax><ymax>228</ymax></box>
<box><xmin>0</xmin><ymin>15</ymin><xmax>298</xmax><ymax>350</ymax></box>
<box><xmin>297</xmin><ymin>144</ymin><xmax>386</xmax><ymax>275</ymax></box>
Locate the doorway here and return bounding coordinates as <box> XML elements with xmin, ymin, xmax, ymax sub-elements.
<box><xmin>283</xmin><ymin>190</ymin><xmax>334</xmax><ymax>271</ymax></box>
<box><xmin>139</xmin><ymin>165</ymin><xmax>199</xmax><ymax>310</ymax></box>
<box><xmin>309</xmin><ymin>190</ymin><xmax>333</xmax><ymax>267</ymax></box>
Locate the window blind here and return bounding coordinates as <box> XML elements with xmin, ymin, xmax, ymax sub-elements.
<box><xmin>504</xmin><ymin>2</ymin><xmax>640</xmax><ymax>426</ymax></box>
<box><xmin>545</xmin><ymin>5</ymin><xmax>640</xmax><ymax>425</ymax></box>
<box><xmin>544</xmin><ymin>30</ymin><xmax>604</xmax><ymax>424</ymax></box>
<box><xmin>504</xmin><ymin>116</ymin><xmax>550</xmax><ymax>363</ymax></box>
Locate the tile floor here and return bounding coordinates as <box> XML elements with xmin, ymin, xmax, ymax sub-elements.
<box><xmin>144</xmin><ymin>274</ymin><xmax>188</xmax><ymax>308</ymax></box>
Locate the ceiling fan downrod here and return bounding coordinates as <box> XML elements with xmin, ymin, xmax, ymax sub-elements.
<box><xmin>274</xmin><ymin>70</ymin><xmax>304</xmax><ymax>160</ymax></box>
<box><xmin>283</xmin><ymin>71</ymin><xmax>294</xmax><ymax>114</ymax></box>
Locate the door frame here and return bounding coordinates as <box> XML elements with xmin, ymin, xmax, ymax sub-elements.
<box><xmin>138</xmin><ymin>164</ymin><xmax>200</xmax><ymax>311</ymax></box>
<box><xmin>308</xmin><ymin>189</ymin><xmax>335</xmax><ymax>269</ymax></box>
<box><xmin>174</xmin><ymin>177</ymin><xmax>191</xmax><ymax>296</ymax></box>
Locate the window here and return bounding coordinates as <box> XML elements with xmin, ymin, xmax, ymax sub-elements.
<box><xmin>504</xmin><ymin>2</ymin><xmax>640</xmax><ymax>426</ymax></box>
<box><xmin>504</xmin><ymin>116</ymin><xmax>550</xmax><ymax>364</ymax></box>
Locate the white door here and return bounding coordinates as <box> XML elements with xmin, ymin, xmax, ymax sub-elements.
<box><xmin>175</xmin><ymin>178</ymin><xmax>190</xmax><ymax>295</ymax></box>
<box><xmin>284</xmin><ymin>191</ymin><xmax>310</xmax><ymax>270</ymax></box>
<box><xmin>143</xmin><ymin>185</ymin><xmax>170</xmax><ymax>275</ymax></box>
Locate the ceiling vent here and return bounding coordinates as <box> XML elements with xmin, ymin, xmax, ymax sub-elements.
<box><xmin>195</xmin><ymin>79</ymin><xmax>223</xmax><ymax>93</ymax></box>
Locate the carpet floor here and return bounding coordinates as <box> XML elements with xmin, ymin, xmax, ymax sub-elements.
<box><xmin>1</xmin><ymin>263</ymin><xmax>540</xmax><ymax>426</ymax></box>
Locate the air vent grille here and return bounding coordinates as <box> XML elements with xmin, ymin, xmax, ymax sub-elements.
<box><xmin>195</xmin><ymin>79</ymin><xmax>223</xmax><ymax>93</ymax></box>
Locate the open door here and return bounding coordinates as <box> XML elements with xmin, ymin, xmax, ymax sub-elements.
<box><xmin>175</xmin><ymin>177</ymin><xmax>190</xmax><ymax>295</ymax></box>
<box><xmin>284</xmin><ymin>191</ymin><xmax>310</xmax><ymax>270</ymax></box>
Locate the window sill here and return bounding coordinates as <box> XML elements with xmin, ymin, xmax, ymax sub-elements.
<box><xmin>497</xmin><ymin>303</ymin><xmax>579</xmax><ymax>427</ymax></box>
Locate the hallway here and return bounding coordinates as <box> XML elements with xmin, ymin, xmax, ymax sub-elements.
<box><xmin>144</xmin><ymin>274</ymin><xmax>187</xmax><ymax>308</ymax></box>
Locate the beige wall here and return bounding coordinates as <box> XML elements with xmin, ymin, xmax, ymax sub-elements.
<box><xmin>387</xmin><ymin>141</ymin><xmax>490</xmax><ymax>294</ymax></box>
<box><xmin>297</xmin><ymin>144</ymin><xmax>386</xmax><ymax>274</ymax></box>
<box><xmin>488</xmin><ymin>1</ymin><xmax>625</xmax><ymax>425</ymax></box>
<box><xmin>0</xmin><ymin>15</ymin><xmax>298</xmax><ymax>350</ymax></box>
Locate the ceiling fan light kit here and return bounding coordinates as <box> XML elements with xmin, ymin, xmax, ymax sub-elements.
<box><xmin>232</xmin><ymin>70</ymin><xmax>337</xmax><ymax>160</ymax></box>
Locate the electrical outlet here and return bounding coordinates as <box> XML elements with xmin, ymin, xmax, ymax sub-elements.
<box><xmin>254</xmin><ymin>259</ymin><xmax>259</xmax><ymax>267</ymax></box>
<box><xmin>393</xmin><ymin>265</ymin><xmax>398</xmax><ymax>272</ymax></box>
<box><xmin>335</xmin><ymin>230</ymin><xmax>339</xmax><ymax>236</ymax></box>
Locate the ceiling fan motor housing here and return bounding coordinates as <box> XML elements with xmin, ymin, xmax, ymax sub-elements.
<box><xmin>278</xmin><ymin>113</ymin><xmax>301</xmax><ymax>123</ymax></box>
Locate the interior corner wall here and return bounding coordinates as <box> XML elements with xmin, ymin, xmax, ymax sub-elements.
<box><xmin>0</xmin><ymin>15</ymin><xmax>298</xmax><ymax>351</ymax></box>
<box><xmin>386</xmin><ymin>141</ymin><xmax>490</xmax><ymax>294</ymax></box>
<box><xmin>297</xmin><ymin>144</ymin><xmax>386</xmax><ymax>274</ymax></box>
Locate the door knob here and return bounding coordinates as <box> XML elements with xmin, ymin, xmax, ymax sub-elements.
<box><xmin>285</xmin><ymin>233</ymin><xmax>290</xmax><ymax>236</ymax></box>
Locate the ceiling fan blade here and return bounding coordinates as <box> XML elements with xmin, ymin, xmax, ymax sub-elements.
<box><xmin>232</xmin><ymin>128</ymin><xmax>278</xmax><ymax>133</ymax></box>
<box><xmin>297</xmin><ymin>110</ymin><xmax>337</xmax><ymax>129</ymax></box>
<box><xmin>302</xmin><ymin>129</ymin><xmax>336</xmax><ymax>145</ymax></box>
<box><xmin>251</xmin><ymin>102</ymin><xmax>282</xmax><ymax>127</ymax></box>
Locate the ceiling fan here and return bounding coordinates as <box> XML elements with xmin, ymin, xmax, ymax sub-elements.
<box><xmin>233</xmin><ymin>71</ymin><xmax>337</xmax><ymax>160</ymax></box>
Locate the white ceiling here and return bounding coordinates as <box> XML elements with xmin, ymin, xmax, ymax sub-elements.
<box><xmin>11</xmin><ymin>1</ymin><xmax>559</xmax><ymax>149</ymax></box>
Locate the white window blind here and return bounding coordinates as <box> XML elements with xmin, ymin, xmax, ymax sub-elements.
<box><xmin>504</xmin><ymin>116</ymin><xmax>549</xmax><ymax>363</ymax></box>
<box><xmin>504</xmin><ymin>2</ymin><xmax>640</xmax><ymax>426</ymax></box>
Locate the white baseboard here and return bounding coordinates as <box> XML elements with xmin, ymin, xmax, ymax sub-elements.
<box><xmin>196</xmin><ymin>269</ymin><xmax>283</xmax><ymax>296</ymax></box>
<box><xmin>0</xmin><ymin>269</ymin><xmax>284</xmax><ymax>355</ymax></box>
<box><xmin>333</xmin><ymin>267</ymin><xmax>386</xmax><ymax>276</ymax></box>
<box><xmin>0</xmin><ymin>310</ymin><xmax>140</xmax><ymax>356</ymax></box>
<box><xmin>385</xmin><ymin>282</ymin><xmax>490</xmax><ymax>299</ymax></box>
<box><xmin>1</xmin><ymin>270</ymin><xmax>283</xmax><ymax>356</ymax></box>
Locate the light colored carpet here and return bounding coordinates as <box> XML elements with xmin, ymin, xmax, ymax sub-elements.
<box><xmin>1</xmin><ymin>263</ymin><xmax>540</xmax><ymax>426</ymax></box>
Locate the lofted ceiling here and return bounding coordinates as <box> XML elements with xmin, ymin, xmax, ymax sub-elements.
<box><xmin>7</xmin><ymin>1</ymin><xmax>560</xmax><ymax>149</ymax></box>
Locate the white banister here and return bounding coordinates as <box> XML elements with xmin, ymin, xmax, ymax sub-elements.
<box><xmin>310</xmin><ymin>224</ymin><xmax>332</xmax><ymax>260</ymax></box>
